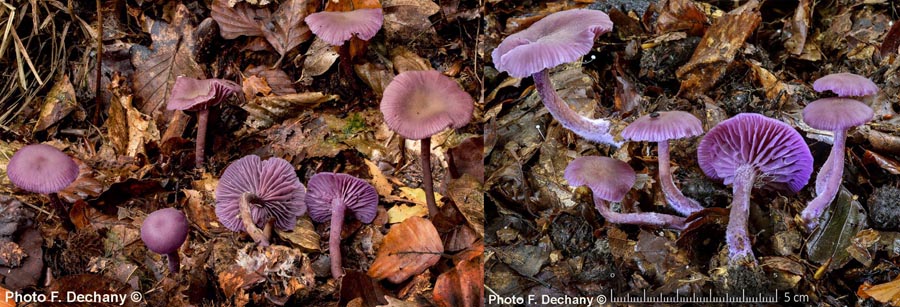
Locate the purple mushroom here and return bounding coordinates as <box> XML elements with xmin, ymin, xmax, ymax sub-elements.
<box><xmin>167</xmin><ymin>76</ymin><xmax>242</xmax><ymax>168</ymax></box>
<box><xmin>697</xmin><ymin>113</ymin><xmax>813</xmax><ymax>263</ymax></box>
<box><xmin>7</xmin><ymin>144</ymin><xmax>78</xmax><ymax>221</ymax></box>
<box><xmin>215</xmin><ymin>155</ymin><xmax>307</xmax><ymax>246</ymax></box>
<box><xmin>306</xmin><ymin>172</ymin><xmax>378</xmax><ymax>278</ymax></box>
<box><xmin>305</xmin><ymin>8</ymin><xmax>383</xmax><ymax>85</ymax></box>
<box><xmin>800</xmin><ymin>98</ymin><xmax>873</xmax><ymax>229</ymax></box>
<box><xmin>141</xmin><ymin>208</ymin><xmax>189</xmax><ymax>273</ymax></box>
<box><xmin>492</xmin><ymin>9</ymin><xmax>619</xmax><ymax>146</ymax></box>
<box><xmin>812</xmin><ymin>73</ymin><xmax>878</xmax><ymax>97</ymax></box>
<box><xmin>381</xmin><ymin>70</ymin><xmax>474</xmax><ymax>218</ymax></box>
<box><xmin>621</xmin><ymin>111</ymin><xmax>705</xmax><ymax>216</ymax></box>
<box><xmin>564</xmin><ymin>156</ymin><xmax>687</xmax><ymax>230</ymax></box>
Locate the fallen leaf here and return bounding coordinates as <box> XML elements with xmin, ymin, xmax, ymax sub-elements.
<box><xmin>382</xmin><ymin>0</ymin><xmax>441</xmax><ymax>43</ymax></box>
<box><xmin>447</xmin><ymin>136</ymin><xmax>483</xmax><ymax>183</ymax></box>
<box><xmin>881</xmin><ymin>18</ymin><xmax>900</xmax><ymax>57</ymax></box>
<box><xmin>245</xmin><ymin>66</ymin><xmax>296</xmax><ymax>95</ymax></box>
<box><xmin>859</xmin><ymin>275</ymin><xmax>900</xmax><ymax>306</ymax></box>
<box><xmin>446</xmin><ymin>174</ymin><xmax>484</xmax><ymax>238</ymax></box>
<box><xmin>783</xmin><ymin>0</ymin><xmax>811</xmax><ymax>56</ymax></box>
<box><xmin>864</xmin><ymin>150</ymin><xmax>900</xmax><ymax>175</ymax></box>
<box><xmin>340</xmin><ymin>270</ymin><xmax>388</xmax><ymax>307</ymax></box>
<box><xmin>433</xmin><ymin>252</ymin><xmax>483</xmax><ymax>307</ymax></box>
<box><xmin>806</xmin><ymin>187</ymin><xmax>868</xmax><ymax>271</ymax></box>
<box><xmin>300</xmin><ymin>38</ymin><xmax>341</xmax><ymax>82</ymax></box>
<box><xmin>33</xmin><ymin>74</ymin><xmax>78</xmax><ymax>132</ymax></box>
<box><xmin>655</xmin><ymin>0</ymin><xmax>708</xmax><ymax>36</ymax></box>
<box><xmin>0</xmin><ymin>285</ymin><xmax>12</xmax><ymax>307</ymax></box>
<box><xmin>275</xmin><ymin>216</ymin><xmax>321</xmax><ymax>252</ymax></box>
<box><xmin>181</xmin><ymin>189</ymin><xmax>222</xmax><ymax>233</ymax></box>
<box><xmin>47</xmin><ymin>274</ymin><xmax>138</xmax><ymax>307</ymax></box>
<box><xmin>0</xmin><ymin>228</ymin><xmax>42</xmax><ymax>290</ymax></box>
<box><xmin>243</xmin><ymin>92</ymin><xmax>339</xmax><ymax>129</ymax></box>
<box><xmin>398</xmin><ymin>187</ymin><xmax>442</xmax><ymax>208</ymax></box>
<box><xmin>391</xmin><ymin>47</ymin><xmax>433</xmax><ymax>73</ymax></box>
<box><xmin>218</xmin><ymin>265</ymin><xmax>265</xmax><ymax>299</ymax></box>
<box><xmin>210</xmin><ymin>0</ymin><xmax>270</xmax><ymax>39</ymax></box>
<box><xmin>387</xmin><ymin>204</ymin><xmax>428</xmax><ymax>223</ymax></box>
<box><xmin>364</xmin><ymin>159</ymin><xmax>393</xmax><ymax>197</ymax></box>
<box><xmin>241</xmin><ymin>75</ymin><xmax>272</xmax><ymax>101</ymax></box>
<box><xmin>368</xmin><ymin>216</ymin><xmax>443</xmax><ymax>283</ymax></box>
<box><xmin>261</xmin><ymin>0</ymin><xmax>315</xmax><ymax>61</ymax></box>
<box><xmin>354</xmin><ymin>62</ymin><xmax>395</xmax><ymax>95</ymax></box>
<box><xmin>121</xmin><ymin>91</ymin><xmax>160</xmax><ymax>158</ymax></box>
<box><xmin>106</xmin><ymin>74</ymin><xmax>129</xmax><ymax>154</ymax></box>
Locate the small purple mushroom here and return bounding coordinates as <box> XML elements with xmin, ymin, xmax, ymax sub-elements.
<box><xmin>215</xmin><ymin>155</ymin><xmax>307</xmax><ymax>246</ymax></box>
<box><xmin>306</xmin><ymin>172</ymin><xmax>378</xmax><ymax>279</ymax></box>
<box><xmin>564</xmin><ymin>156</ymin><xmax>687</xmax><ymax>230</ymax></box>
<box><xmin>305</xmin><ymin>8</ymin><xmax>383</xmax><ymax>86</ymax></box>
<box><xmin>812</xmin><ymin>73</ymin><xmax>878</xmax><ymax>97</ymax></box>
<box><xmin>621</xmin><ymin>111</ymin><xmax>705</xmax><ymax>216</ymax></box>
<box><xmin>167</xmin><ymin>76</ymin><xmax>241</xmax><ymax>168</ymax></box>
<box><xmin>140</xmin><ymin>208</ymin><xmax>189</xmax><ymax>273</ymax></box>
<box><xmin>697</xmin><ymin>113</ymin><xmax>813</xmax><ymax>263</ymax></box>
<box><xmin>800</xmin><ymin>98</ymin><xmax>873</xmax><ymax>229</ymax></box>
<box><xmin>7</xmin><ymin>144</ymin><xmax>78</xmax><ymax>221</ymax></box>
<box><xmin>381</xmin><ymin>70</ymin><xmax>474</xmax><ymax>218</ymax></box>
<box><xmin>492</xmin><ymin>9</ymin><xmax>620</xmax><ymax>146</ymax></box>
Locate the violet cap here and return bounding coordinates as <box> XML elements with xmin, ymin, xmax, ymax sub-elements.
<box><xmin>141</xmin><ymin>208</ymin><xmax>189</xmax><ymax>254</ymax></box>
<box><xmin>7</xmin><ymin>144</ymin><xmax>79</xmax><ymax>194</ymax></box>
<box><xmin>305</xmin><ymin>8</ymin><xmax>384</xmax><ymax>46</ymax></box>
<box><xmin>621</xmin><ymin>111</ymin><xmax>703</xmax><ymax>142</ymax></box>
<box><xmin>492</xmin><ymin>9</ymin><xmax>613</xmax><ymax>78</ymax></box>
<box><xmin>802</xmin><ymin>97</ymin><xmax>873</xmax><ymax>131</ymax></box>
<box><xmin>306</xmin><ymin>172</ymin><xmax>379</xmax><ymax>224</ymax></box>
<box><xmin>563</xmin><ymin>156</ymin><xmax>636</xmax><ymax>202</ymax></box>
<box><xmin>215</xmin><ymin>155</ymin><xmax>307</xmax><ymax>231</ymax></box>
<box><xmin>381</xmin><ymin>70</ymin><xmax>475</xmax><ymax>140</ymax></box>
<box><xmin>812</xmin><ymin>73</ymin><xmax>878</xmax><ymax>97</ymax></box>
<box><xmin>697</xmin><ymin>113</ymin><xmax>813</xmax><ymax>193</ymax></box>
<box><xmin>167</xmin><ymin>77</ymin><xmax>242</xmax><ymax>111</ymax></box>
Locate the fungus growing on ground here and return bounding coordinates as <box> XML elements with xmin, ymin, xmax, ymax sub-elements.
<box><xmin>812</xmin><ymin>73</ymin><xmax>878</xmax><ymax>97</ymax></box>
<box><xmin>564</xmin><ymin>156</ymin><xmax>687</xmax><ymax>230</ymax></box>
<box><xmin>167</xmin><ymin>76</ymin><xmax>242</xmax><ymax>168</ymax></box>
<box><xmin>215</xmin><ymin>155</ymin><xmax>307</xmax><ymax>246</ymax></box>
<box><xmin>621</xmin><ymin>111</ymin><xmax>705</xmax><ymax>216</ymax></box>
<box><xmin>305</xmin><ymin>172</ymin><xmax>378</xmax><ymax>278</ymax></box>
<box><xmin>304</xmin><ymin>8</ymin><xmax>383</xmax><ymax>85</ymax></box>
<box><xmin>800</xmin><ymin>98</ymin><xmax>873</xmax><ymax>229</ymax></box>
<box><xmin>697</xmin><ymin>113</ymin><xmax>813</xmax><ymax>263</ymax></box>
<box><xmin>381</xmin><ymin>70</ymin><xmax>474</xmax><ymax>218</ymax></box>
<box><xmin>492</xmin><ymin>9</ymin><xmax>619</xmax><ymax>146</ymax></box>
<box><xmin>140</xmin><ymin>208</ymin><xmax>189</xmax><ymax>273</ymax></box>
<box><xmin>7</xmin><ymin>144</ymin><xmax>78</xmax><ymax>221</ymax></box>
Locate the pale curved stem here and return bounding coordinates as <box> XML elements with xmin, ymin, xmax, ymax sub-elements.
<box><xmin>239</xmin><ymin>192</ymin><xmax>270</xmax><ymax>247</ymax></box>
<box><xmin>658</xmin><ymin>142</ymin><xmax>703</xmax><ymax>216</ymax></box>
<box><xmin>329</xmin><ymin>198</ymin><xmax>346</xmax><ymax>279</ymax></box>
<box><xmin>532</xmin><ymin>69</ymin><xmax>621</xmax><ymax>147</ymax></box>
<box><xmin>815</xmin><ymin>154</ymin><xmax>833</xmax><ymax>195</ymax></box>
<box><xmin>802</xmin><ymin>129</ymin><xmax>847</xmax><ymax>230</ymax></box>
<box><xmin>727</xmin><ymin>165</ymin><xmax>756</xmax><ymax>263</ymax></box>
<box><xmin>593</xmin><ymin>195</ymin><xmax>687</xmax><ymax>230</ymax></box>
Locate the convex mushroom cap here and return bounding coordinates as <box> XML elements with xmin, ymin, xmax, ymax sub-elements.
<box><xmin>306</xmin><ymin>172</ymin><xmax>379</xmax><ymax>223</ymax></box>
<box><xmin>304</xmin><ymin>8</ymin><xmax>384</xmax><ymax>46</ymax></box>
<box><xmin>7</xmin><ymin>144</ymin><xmax>78</xmax><ymax>194</ymax></box>
<box><xmin>621</xmin><ymin>111</ymin><xmax>703</xmax><ymax>142</ymax></box>
<box><xmin>141</xmin><ymin>208</ymin><xmax>189</xmax><ymax>255</ymax></box>
<box><xmin>215</xmin><ymin>155</ymin><xmax>307</xmax><ymax>231</ymax></box>
<box><xmin>167</xmin><ymin>77</ymin><xmax>241</xmax><ymax>111</ymax></box>
<box><xmin>380</xmin><ymin>70</ymin><xmax>475</xmax><ymax>140</ymax></box>
<box><xmin>491</xmin><ymin>9</ymin><xmax>613</xmax><ymax>78</ymax></box>
<box><xmin>812</xmin><ymin>73</ymin><xmax>878</xmax><ymax>97</ymax></box>
<box><xmin>802</xmin><ymin>98</ymin><xmax>873</xmax><ymax>131</ymax></box>
<box><xmin>563</xmin><ymin>156</ymin><xmax>635</xmax><ymax>202</ymax></box>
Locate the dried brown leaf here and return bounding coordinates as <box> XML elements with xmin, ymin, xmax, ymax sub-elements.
<box><xmin>47</xmin><ymin>274</ymin><xmax>138</xmax><ymax>306</ymax></box>
<box><xmin>433</xmin><ymin>252</ymin><xmax>484</xmax><ymax>307</ymax></box>
<box><xmin>864</xmin><ymin>150</ymin><xmax>900</xmax><ymax>175</ymax></box>
<box><xmin>446</xmin><ymin>174</ymin><xmax>484</xmax><ymax>238</ymax></box>
<box><xmin>243</xmin><ymin>92</ymin><xmax>339</xmax><ymax>129</ymax></box>
<box><xmin>34</xmin><ymin>75</ymin><xmax>77</xmax><ymax>132</ymax></box>
<box><xmin>241</xmin><ymin>75</ymin><xmax>272</xmax><ymax>101</ymax></box>
<box><xmin>275</xmin><ymin>216</ymin><xmax>321</xmax><ymax>252</ymax></box>
<box><xmin>783</xmin><ymin>0</ymin><xmax>811</xmax><ymax>56</ymax></box>
<box><xmin>262</xmin><ymin>0</ymin><xmax>315</xmax><ymax>59</ymax></box>
<box><xmin>656</xmin><ymin>0</ymin><xmax>708</xmax><ymax>36</ymax></box>
<box><xmin>211</xmin><ymin>0</ymin><xmax>269</xmax><ymax>39</ymax></box>
<box><xmin>1</xmin><ymin>228</ymin><xmax>42</xmax><ymax>290</ymax></box>
<box><xmin>882</xmin><ymin>19</ymin><xmax>900</xmax><ymax>57</ymax></box>
<box><xmin>382</xmin><ymin>0</ymin><xmax>440</xmax><ymax>43</ymax></box>
<box><xmin>300</xmin><ymin>38</ymin><xmax>340</xmax><ymax>82</ymax></box>
<box><xmin>354</xmin><ymin>63</ymin><xmax>395</xmax><ymax>95</ymax></box>
<box><xmin>391</xmin><ymin>46</ymin><xmax>433</xmax><ymax>73</ymax></box>
<box><xmin>859</xmin><ymin>275</ymin><xmax>900</xmax><ymax>306</ymax></box>
<box><xmin>57</xmin><ymin>160</ymin><xmax>103</xmax><ymax>204</ymax></box>
<box><xmin>245</xmin><ymin>66</ymin><xmax>296</xmax><ymax>95</ymax></box>
<box><xmin>368</xmin><ymin>216</ymin><xmax>443</xmax><ymax>283</ymax></box>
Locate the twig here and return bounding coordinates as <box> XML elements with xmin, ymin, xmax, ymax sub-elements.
<box><xmin>94</xmin><ymin>0</ymin><xmax>102</xmax><ymax>126</ymax></box>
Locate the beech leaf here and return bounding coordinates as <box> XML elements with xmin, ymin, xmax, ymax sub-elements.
<box><xmin>368</xmin><ymin>216</ymin><xmax>443</xmax><ymax>283</ymax></box>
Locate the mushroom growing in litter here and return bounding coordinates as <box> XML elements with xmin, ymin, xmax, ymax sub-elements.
<box><xmin>6</xmin><ymin>144</ymin><xmax>78</xmax><ymax>221</ymax></box>
<box><xmin>800</xmin><ymin>98</ymin><xmax>873</xmax><ymax>229</ymax></box>
<box><xmin>304</xmin><ymin>8</ymin><xmax>383</xmax><ymax>84</ymax></box>
<box><xmin>141</xmin><ymin>208</ymin><xmax>189</xmax><ymax>273</ymax></box>
<box><xmin>381</xmin><ymin>70</ymin><xmax>474</xmax><ymax>218</ymax></box>
<box><xmin>564</xmin><ymin>156</ymin><xmax>687</xmax><ymax>230</ymax></box>
<box><xmin>167</xmin><ymin>76</ymin><xmax>241</xmax><ymax>167</ymax></box>
<box><xmin>621</xmin><ymin>111</ymin><xmax>705</xmax><ymax>216</ymax></box>
<box><xmin>697</xmin><ymin>113</ymin><xmax>813</xmax><ymax>263</ymax></box>
<box><xmin>492</xmin><ymin>9</ymin><xmax>619</xmax><ymax>146</ymax></box>
<box><xmin>306</xmin><ymin>172</ymin><xmax>378</xmax><ymax>278</ymax></box>
<box><xmin>215</xmin><ymin>155</ymin><xmax>307</xmax><ymax>246</ymax></box>
<box><xmin>812</xmin><ymin>73</ymin><xmax>878</xmax><ymax>98</ymax></box>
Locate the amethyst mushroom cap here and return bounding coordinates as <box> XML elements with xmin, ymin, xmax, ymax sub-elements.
<box><xmin>167</xmin><ymin>76</ymin><xmax>241</xmax><ymax>167</ymax></box>
<box><xmin>306</xmin><ymin>172</ymin><xmax>378</xmax><ymax>278</ymax></box>
<box><xmin>304</xmin><ymin>9</ymin><xmax>384</xmax><ymax>46</ymax></box>
<box><xmin>564</xmin><ymin>156</ymin><xmax>687</xmax><ymax>230</ymax></box>
<box><xmin>621</xmin><ymin>111</ymin><xmax>705</xmax><ymax>216</ymax></box>
<box><xmin>812</xmin><ymin>73</ymin><xmax>878</xmax><ymax>97</ymax></box>
<box><xmin>381</xmin><ymin>70</ymin><xmax>474</xmax><ymax>218</ymax></box>
<box><xmin>141</xmin><ymin>208</ymin><xmax>189</xmax><ymax>273</ymax></box>
<box><xmin>697</xmin><ymin>113</ymin><xmax>813</xmax><ymax>263</ymax></box>
<box><xmin>492</xmin><ymin>9</ymin><xmax>619</xmax><ymax>146</ymax></box>
<box><xmin>7</xmin><ymin>144</ymin><xmax>79</xmax><ymax>224</ymax></box>
<box><xmin>800</xmin><ymin>98</ymin><xmax>874</xmax><ymax>229</ymax></box>
<box><xmin>215</xmin><ymin>155</ymin><xmax>307</xmax><ymax>246</ymax></box>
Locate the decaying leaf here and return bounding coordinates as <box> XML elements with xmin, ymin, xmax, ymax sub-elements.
<box><xmin>261</xmin><ymin>0</ymin><xmax>315</xmax><ymax>61</ymax></box>
<box><xmin>806</xmin><ymin>187</ymin><xmax>868</xmax><ymax>271</ymax></box>
<box><xmin>368</xmin><ymin>216</ymin><xmax>443</xmax><ymax>283</ymax></box>
<box><xmin>57</xmin><ymin>160</ymin><xmax>104</xmax><ymax>204</ymax></box>
<box><xmin>391</xmin><ymin>47</ymin><xmax>433</xmax><ymax>73</ymax></box>
<box><xmin>275</xmin><ymin>216</ymin><xmax>321</xmax><ymax>252</ymax></box>
<box><xmin>47</xmin><ymin>274</ymin><xmax>138</xmax><ymax>307</ymax></box>
<box><xmin>300</xmin><ymin>38</ymin><xmax>341</xmax><ymax>82</ymax></box>
<box><xmin>34</xmin><ymin>74</ymin><xmax>78</xmax><ymax>132</ymax></box>
<box><xmin>354</xmin><ymin>63</ymin><xmax>395</xmax><ymax>95</ymax></box>
<box><xmin>446</xmin><ymin>174</ymin><xmax>484</xmax><ymax>238</ymax></box>
<box><xmin>398</xmin><ymin>187</ymin><xmax>442</xmax><ymax>209</ymax></box>
<box><xmin>0</xmin><ymin>228</ymin><xmax>42</xmax><ymax>290</ymax></box>
<box><xmin>242</xmin><ymin>92</ymin><xmax>339</xmax><ymax>129</ymax></box>
<box><xmin>433</xmin><ymin>251</ymin><xmax>483</xmax><ymax>307</ymax></box>
<box><xmin>211</xmin><ymin>0</ymin><xmax>269</xmax><ymax>39</ymax></box>
<box><xmin>783</xmin><ymin>0</ymin><xmax>811</xmax><ymax>56</ymax></box>
<box><xmin>655</xmin><ymin>0</ymin><xmax>709</xmax><ymax>36</ymax></box>
<box><xmin>382</xmin><ymin>0</ymin><xmax>441</xmax><ymax>43</ymax></box>
<box><xmin>859</xmin><ymin>275</ymin><xmax>900</xmax><ymax>306</ymax></box>
<box><xmin>387</xmin><ymin>204</ymin><xmax>428</xmax><ymax>224</ymax></box>
<box><xmin>863</xmin><ymin>150</ymin><xmax>900</xmax><ymax>175</ymax></box>
<box><xmin>245</xmin><ymin>66</ymin><xmax>296</xmax><ymax>95</ymax></box>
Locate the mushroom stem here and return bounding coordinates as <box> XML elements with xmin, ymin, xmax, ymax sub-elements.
<box><xmin>329</xmin><ymin>198</ymin><xmax>346</xmax><ymax>278</ymax></box>
<box><xmin>239</xmin><ymin>192</ymin><xmax>270</xmax><ymax>246</ymax></box>
<box><xmin>592</xmin><ymin>195</ymin><xmax>687</xmax><ymax>230</ymax></box>
<box><xmin>532</xmin><ymin>69</ymin><xmax>620</xmax><ymax>146</ymax></box>
<box><xmin>727</xmin><ymin>165</ymin><xmax>757</xmax><ymax>263</ymax></box>
<box><xmin>802</xmin><ymin>129</ymin><xmax>847</xmax><ymax>230</ymax></box>
<box><xmin>196</xmin><ymin>109</ymin><xmax>210</xmax><ymax>167</ymax></box>
<box><xmin>657</xmin><ymin>142</ymin><xmax>703</xmax><ymax>216</ymax></box>
<box><xmin>339</xmin><ymin>44</ymin><xmax>356</xmax><ymax>90</ymax></box>
<box><xmin>166</xmin><ymin>252</ymin><xmax>180</xmax><ymax>273</ymax></box>
<box><xmin>49</xmin><ymin>193</ymin><xmax>74</xmax><ymax>228</ymax></box>
<box><xmin>420</xmin><ymin>137</ymin><xmax>438</xmax><ymax>218</ymax></box>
